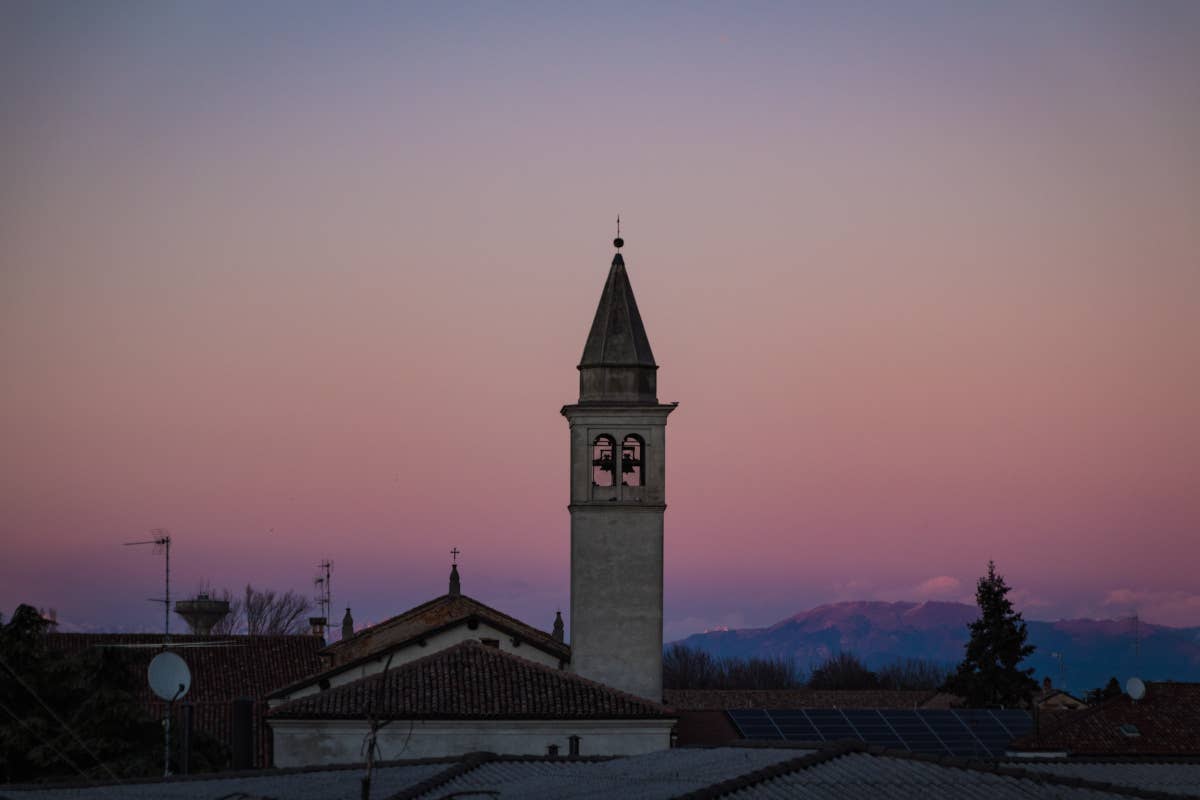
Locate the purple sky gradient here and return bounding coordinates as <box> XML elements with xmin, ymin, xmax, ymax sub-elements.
<box><xmin>2</xmin><ymin>2</ymin><xmax>1198</xmax><ymax>641</ymax></box>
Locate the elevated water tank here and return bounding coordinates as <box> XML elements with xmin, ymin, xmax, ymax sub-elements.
<box><xmin>175</xmin><ymin>594</ymin><xmax>231</xmax><ymax>635</ymax></box>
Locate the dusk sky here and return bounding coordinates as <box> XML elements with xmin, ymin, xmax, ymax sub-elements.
<box><xmin>3</xmin><ymin>2</ymin><xmax>1198</xmax><ymax>642</ymax></box>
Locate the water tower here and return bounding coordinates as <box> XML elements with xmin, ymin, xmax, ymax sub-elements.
<box><xmin>174</xmin><ymin>593</ymin><xmax>231</xmax><ymax>635</ymax></box>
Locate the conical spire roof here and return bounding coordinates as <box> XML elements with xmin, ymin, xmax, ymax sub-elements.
<box><xmin>576</xmin><ymin>246</ymin><xmax>660</xmax><ymax>403</ymax></box>
<box><xmin>579</xmin><ymin>253</ymin><xmax>657</xmax><ymax>369</ymax></box>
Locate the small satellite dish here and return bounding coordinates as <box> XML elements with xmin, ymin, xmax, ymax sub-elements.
<box><xmin>1125</xmin><ymin>676</ymin><xmax>1146</xmax><ymax>701</ymax></box>
<box><xmin>148</xmin><ymin>651</ymin><xmax>191</xmax><ymax>701</ymax></box>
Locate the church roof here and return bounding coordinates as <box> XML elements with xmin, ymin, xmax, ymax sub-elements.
<box><xmin>320</xmin><ymin>592</ymin><xmax>570</xmax><ymax>669</ymax></box>
<box><xmin>268</xmin><ymin>640</ymin><xmax>671</xmax><ymax>721</ymax></box>
<box><xmin>579</xmin><ymin>253</ymin><xmax>657</xmax><ymax>369</ymax></box>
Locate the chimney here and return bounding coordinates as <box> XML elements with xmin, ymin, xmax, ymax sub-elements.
<box><xmin>552</xmin><ymin>611</ymin><xmax>564</xmax><ymax>643</ymax></box>
<box><xmin>341</xmin><ymin>607</ymin><xmax>354</xmax><ymax>640</ymax></box>
<box><xmin>1043</xmin><ymin>676</ymin><xmax>1053</xmax><ymax>696</ymax></box>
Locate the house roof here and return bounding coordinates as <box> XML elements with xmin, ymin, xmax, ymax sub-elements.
<box><xmin>1040</xmin><ymin>688</ymin><xmax>1089</xmax><ymax>707</ymax></box>
<box><xmin>671</xmin><ymin>743</ymin><xmax>1196</xmax><ymax>800</ymax></box>
<box><xmin>9</xmin><ymin>744</ymin><xmax>1200</xmax><ymax>799</ymax></box>
<box><xmin>46</xmin><ymin>633</ymin><xmax>324</xmax><ymax>702</ymax></box>
<box><xmin>322</xmin><ymin>592</ymin><xmax>569</xmax><ymax>666</ymax></box>
<box><xmin>663</xmin><ymin>689</ymin><xmax>941</xmax><ymax>711</ymax></box>
<box><xmin>1011</xmin><ymin>682</ymin><xmax>1200</xmax><ymax>756</ymax></box>
<box><xmin>44</xmin><ymin>632</ymin><xmax>324</xmax><ymax>768</ymax></box>
<box><xmin>268</xmin><ymin>640</ymin><xmax>672</xmax><ymax>721</ymax></box>
<box><xmin>398</xmin><ymin>747</ymin><xmax>806</xmax><ymax>800</ymax></box>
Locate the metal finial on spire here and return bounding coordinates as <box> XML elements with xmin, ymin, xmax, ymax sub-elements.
<box><xmin>450</xmin><ymin>547</ymin><xmax>460</xmax><ymax>565</ymax></box>
<box><xmin>613</xmin><ymin>215</ymin><xmax>624</xmax><ymax>250</ymax></box>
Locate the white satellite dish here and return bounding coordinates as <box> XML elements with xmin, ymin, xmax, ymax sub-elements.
<box><xmin>1125</xmin><ymin>676</ymin><xmax>1146</xmax><ymax>701</ymax></box>
<box><xmin>148</xmin><ymin>651</ymin><xmax>192</xmax><ymax>701</ymax></box>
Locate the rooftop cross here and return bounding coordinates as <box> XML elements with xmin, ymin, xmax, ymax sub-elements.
<box><xmin>450</xmin><ymin>547</ymin><xmax>460</xmax><ymax>565</ymax></box>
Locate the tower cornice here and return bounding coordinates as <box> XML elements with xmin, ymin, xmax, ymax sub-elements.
<box><xmin>561</xmin><ymin>401</ymin><xmax>678</xmax><ymax>418</ymax></box>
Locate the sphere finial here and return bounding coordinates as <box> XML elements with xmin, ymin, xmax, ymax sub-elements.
<box><xmin>613</xmin><ymin>215</ymin><xmax>624</xmax><ymax>249</ymax></box>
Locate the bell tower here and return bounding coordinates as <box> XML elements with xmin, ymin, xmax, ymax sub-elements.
<box><xmin>562</xmin><ymin>231</ymin><xmax>676</xmax><ymax>700</ymax></box>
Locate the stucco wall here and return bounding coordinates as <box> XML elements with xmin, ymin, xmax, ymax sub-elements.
<box><xmin>570</xmin><ymin>506</ymin><xmax>664</xmax><ymax>701</ymax></box>
<box><xmin>563</xmin><ymin>404</ymin><xmax>674</xmax><ymax>702</ymax></box>
<box><xmin>270</xmin><ymin>719</ymin><xmax>674</xmax><ymax>767</ymax></box>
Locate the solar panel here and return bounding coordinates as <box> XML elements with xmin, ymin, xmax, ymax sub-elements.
<box><xmin>726</xmin><ymin>708</ymin><xmax>1032</xmax><ymax>757</ymax></box>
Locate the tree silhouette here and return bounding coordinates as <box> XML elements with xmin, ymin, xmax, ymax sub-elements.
<box><xmin>1085</xmin><ymin>676</ymin><xmax>1122</xmax><ymax>705</ymax></box>
<box><xmin>205</xmin><ymin>586</ymin><xmax>311</xmax><ymax>636</ymax></box>
<box><xmin>807</xmin><ymin>651</ymin><xmax>880</xmax><ymax>690</ymax></box>
<box><xmin>945</xmin><ymin>561</ymin><xmax>1039</xmax><ymax>707</ymax></box>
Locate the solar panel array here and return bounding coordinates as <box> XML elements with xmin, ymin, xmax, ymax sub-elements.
<box><xmin>726</xmin><ymin>708</ymin><xmax>1033</xmax><ymax>758</ymax></box>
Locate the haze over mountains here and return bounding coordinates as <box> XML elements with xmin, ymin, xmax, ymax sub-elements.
<box><xmin>674</xmin><ymin>601</ymin><xmax>1200</xmax><ymax>693</ymax></box>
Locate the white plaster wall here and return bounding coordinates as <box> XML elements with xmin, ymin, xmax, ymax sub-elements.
<box><xmin>270</xmin><ymin>719</ymin><xmax>673</xmax><ymax>767</ymax></box>
<box><xmin>270</xmin><ymin>623</ymin><xmax>564</xmax><ymax>706</ymax></box>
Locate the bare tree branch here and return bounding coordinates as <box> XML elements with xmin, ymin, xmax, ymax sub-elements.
<box><xmin>208</xmin><ymin>589</ymin><xmax>243</xmax><ymax>636</ymax></box>
<box><xmin>243</xmin><ymin>585</ymin><xmax>311</xmax><ymax>636</ymax></box>
<box><xmin>205</xmin><ymin>585</ymin><xmax>309</xmax><ymax>636</ymax></box>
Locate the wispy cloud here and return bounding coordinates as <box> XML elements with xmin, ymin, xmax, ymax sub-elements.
<box><xmin>1102</xmin><ymin>589</ymin><xmax>1200</xmax><ymax>627</ymax></box>
<box><xmin>912</xmin><ymin>575</ymin><xmax>961</xmax><ymax>599</ymax></box>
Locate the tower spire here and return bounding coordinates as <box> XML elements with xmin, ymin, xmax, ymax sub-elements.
<box><xmin>577</xmin><ymin>229</ymin><xmax>657</xmax><ymax>403</ymax></box>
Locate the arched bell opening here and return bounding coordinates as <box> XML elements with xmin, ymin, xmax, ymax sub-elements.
<box><xmin>621</xmin><ymin>434</ymin><xmax>644</xmax><ymax>487</ymax></box>
<box><xmin>591</xmin><ymin>435</ymin><xmax>616</xmax><ymax>487</ymax></box>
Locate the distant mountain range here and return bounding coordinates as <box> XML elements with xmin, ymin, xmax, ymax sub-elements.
<box><xmin>673</xmin><ymin>601</ymin><xmax>1200</xmax><ymax>694</ymax></box>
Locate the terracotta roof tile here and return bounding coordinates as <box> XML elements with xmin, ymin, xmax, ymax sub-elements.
<box><xmin>269</xmin><ymin>640</ymin><xmax>671</xmax><ymax>721</ymax></box>
<box><xmin>46</xmin><ymin>633</ymin><xmax>324</xmax><ymax>767</ymax></box>
<box><xmin>1012</xmin><ymin>682</ymin><xmax>1200</xmax><ymax>755</ymax></box>
<box><xmin>324</xmin><ymin>593</ymin><xmax>569</xmax><ymax>667</ymax></box>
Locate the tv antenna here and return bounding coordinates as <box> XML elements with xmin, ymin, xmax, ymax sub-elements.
<box><xmin>124</xmin><ymin>529</ymin><xmax>172</xmax><ymax>645</ymax></box>
<box><xmin>1133</xmin><ymin>610</ymin><xmax>1140</xmax><ymax>669</ymax></box>
<box><xmin>313</xmin><ymin>559</ymin><xmax>332</xmax><ymax>636</ymax></box>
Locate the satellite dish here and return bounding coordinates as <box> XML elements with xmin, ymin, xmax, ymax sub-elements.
<box><xmin>1125</xmin><ymin>677</ymin><xmax>1146</xmax><ymax>701</ymax></box>
<box><xmin>148</xmin><ymin>651</ymin><xmax>191</xmax><ymax>701</ymax></box>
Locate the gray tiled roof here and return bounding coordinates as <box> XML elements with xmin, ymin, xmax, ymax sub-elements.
<box><xmin>405</xmin><ymin>748</ymin><xmax>806</xmax><ymax>800</ymax></box>
<box><xmin>1014</xmin><ymin>761</ymin><xmax>1200</xmax><ymax>797</ymax></box>
<box><xmin>7</xmin><ymin>746</ymin><xmax>1198</xmax><ymax>800</ymax></box>
<box><xmin>0</xmin><ymin>762</ymin><xmax>448</xmax><ymax>800</ymax></box>
<box><xmin>717</xmin><ymin>752</ymin><xmax>1147</xmax><ymax>799</ymax></box>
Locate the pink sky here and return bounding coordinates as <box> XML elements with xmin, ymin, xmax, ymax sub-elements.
<box><xmin>2</xmin><ymin>3</ymin><xmax>1198</xmax><ymax>641</ymax></box>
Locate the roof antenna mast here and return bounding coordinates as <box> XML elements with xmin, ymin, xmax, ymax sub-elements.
<box><xmin>124</xmin><ymin>529</ymin><xmax>172</xmax><ymax>646</ymax></box>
